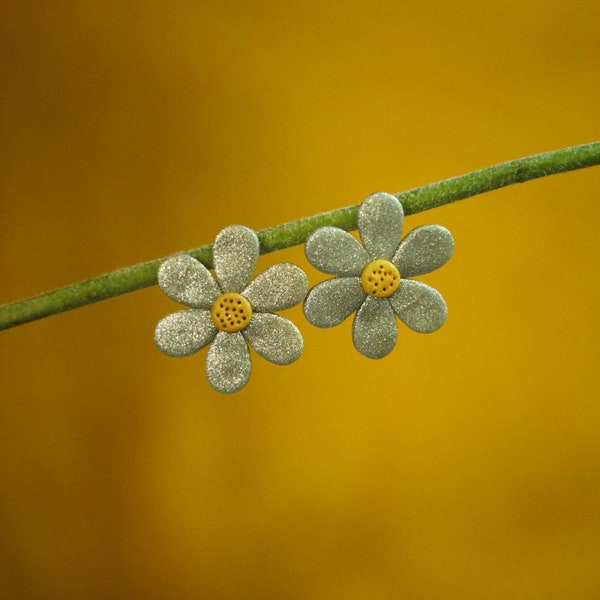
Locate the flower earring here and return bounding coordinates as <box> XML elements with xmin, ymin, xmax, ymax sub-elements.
<box><xmin>155</xmin><ymin>225</ymin><xmax>308</xmax><ymax>394</ymax></box>
<box><xmin>303</xmin><ymin>192</ymin><xmax>454</xmax><ymax>358</ymax></box>
<box><xmin>155</xmin><ymin>193</ymin><xmax>454</xmax><ymax>391</ymax></box>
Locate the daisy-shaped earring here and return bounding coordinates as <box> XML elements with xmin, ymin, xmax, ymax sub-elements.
<box><xmin>155</xmin><ymin>225</ymin><xmax>308</xmax><ymax>394</ymax></box>
<box><xmin>303</xmin><ymin>192</ymin><xmax>454</xmax><ymax>359</ymax></box>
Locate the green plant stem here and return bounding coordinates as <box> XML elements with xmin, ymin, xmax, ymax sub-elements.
<box><xmin>1</xmin><ymin>142</ymin><xmax>599</xmax><ymax>331</ymax></box>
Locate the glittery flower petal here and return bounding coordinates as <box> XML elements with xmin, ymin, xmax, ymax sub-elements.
<box><xmin>213</xmin><ymin>225</ymin><xmax>260</xmax><ymax>293</ymax></box>
<box><xmin>358</xmin><ymin>192</ymin><xmax>404</xmax><ymax>260</ymax></box>
<box><xmin>243</xmin><ymin>313</ymin><xmax>303</xmax><ymax>365</ymax></box>
<box><xmin>154</xmin><ymin>309</ymin><xmax>217</xmax><ymax>357</ymax></box>
<box><xmin>303</xmin><ymin>277</ymin><xmax>366</xmax><ymax>328</ymax></box>
<box><xmin>243</xmin><ymin>263</ymin><xmax>308</xmax><ymax>312</ymax></box>
<box><xmin>352</xmin><ymin>296</ymin><xmax>398</xmax><ymax>359</ymax></box>
<box><xmin>305</xmin><ymin>227</ymin><xmax>369</xmax><ymax>276</ymax></box>
<box><xmin>157</xmin><ymin>254</ymin><xmax>220</xmax><ymax>308</ymax></box>
<box><xmin>206</xmin><ymin>331</ymin><xmax>252</xmax><ymax>394</ymax></box>
<box><xmin>393</xmin><ymin>225</ymin><xmax>454</xmax><ymax>278</ymax></box>
<box><xmin>389</xmin><ymin>279</ymin><xmax>448</xmax><ymax>333</ymax></box>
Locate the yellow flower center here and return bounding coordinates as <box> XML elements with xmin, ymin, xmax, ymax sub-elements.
<box><xmin>361</xmin><ymin>259</ymin><xmax>400</xmax><ymax>298</ymax></box>
<box><xmin>211</xmin><ymin>293</ymin><xmax>253</xmax><ymax>333</ymax></box>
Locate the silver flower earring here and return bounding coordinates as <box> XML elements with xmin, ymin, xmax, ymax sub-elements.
<box><xmin>303</xmin><ymin>192</ymin><xmax>454</xmax><ymax>358</ymax></box>
<box><xmin>155</xmin><ymin>225</ymin><xmax>308</xmax><ymax>394</ymax></box>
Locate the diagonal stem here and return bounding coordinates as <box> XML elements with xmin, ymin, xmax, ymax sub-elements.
<box><xmin>1</xmin><ymin>141</ymin><xmax>599</xmax><ymax>331</ymax></box>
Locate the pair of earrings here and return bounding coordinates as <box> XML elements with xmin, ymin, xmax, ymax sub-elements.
<box><xmin>154</xmin><ymin>192</ymin><xmax>454</xmax><ymax>393</ymax></box>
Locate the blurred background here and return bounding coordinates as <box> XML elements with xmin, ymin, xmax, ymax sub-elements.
<box><xmin>1</xmin><ymin>1</ymin><xmax>599</xmax><ymax>598</ymax></box>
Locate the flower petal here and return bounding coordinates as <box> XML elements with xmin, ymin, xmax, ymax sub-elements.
<box><xmin>305</xmin><ymin>226</ymin><xmax>369</xmax><ymax>276</ymax></box>
<box><xmin>358</xmin><ymin>192</ymin><xmax>404</xmax><ymax>260</ymax></box>
<box><xmin>352</xmin><ymin>296</ymin><xmax>398</xmax><ymax>359</ymax></box>
<box><xmin>393</xmin><ymin>225</ymin><xmax>454</xmax><ymax>277</ymax></box>
<box><xmin>206</xmin><ymin>331</ymin><xmax>252</xmax><ymax>394</ymax></box>
<box><xmin>389</xmin><ymin>279</ymin><xmax>448</xmax><ymax>333</ymax></box>
<box><xmin>213</xmin><ymin>225</ymin><xmax>259</xmax><ymax>292</ymax></box>
<box><xmin>157</xmin><ymin>254</ymin><xmax>220</xmax><ymax>308</ymax></box>
<box><xmin>154</xmin><ymin>309</ymin><xmax>217</xmax><ymax>357</ymax></box>
<box><xmin>243</xmin><ymin>263</ymin><xmax>308</xmax><ymax>312</ymax></box>
<box><xmin>243</xmin><ymin>313</ymin><xmax>303</xmax><ymax>365</ymax></box>
<box><xmin>303</xmin><ymin>277</ymin><xmax>366</xmax><ymax>328</ymax></box>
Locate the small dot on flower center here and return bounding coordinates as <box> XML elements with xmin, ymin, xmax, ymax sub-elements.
<box><xmin>211</xmin><ymin>293</ymin><xmax>253</xmax><ymax>333</ymax></box>
<box><xmin>361</xmin><ymin>259</ymin><xmax>400</xmax><ymax>298</ymax></box>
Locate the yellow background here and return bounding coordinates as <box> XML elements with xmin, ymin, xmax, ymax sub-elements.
<box><xmin>1</xmin><ymin>2</ymin><xmax>599</xmax><ymax>598</ymax></box>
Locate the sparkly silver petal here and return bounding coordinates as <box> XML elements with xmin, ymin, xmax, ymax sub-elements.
<box><xmin>243</xmin><ymin>313</ymin><xmax>303</xmax><ymax>365</ymax></box>
<box><xmin>154</xmin><ymin>309</ymin><xmax>217</xmax><ymax>357</ymax></box>
<box><xmin>358</xmin><ymin>192</ymin><xmax>404</xmax><ymax>260</ymax></box>
<box><xmin>352</xmin><ymin>296</ymin><xmax>398</xmax><ymax>359</ymax></box>
<box><xmin>305</xmin><ymin>227</ymin><xmax>369</xmax><ymax>276</ymax></box>
<box><xmin>213</xmin><ymin>225</ymin><xmax>260</xmax><ymax>293</ymax></box>
<box><xmin>157</xmin><ymin>254</ymin><xmax>220</xmax><ymax>308</ymax></box>
<box><xmin>393</xmin><ymin>225</ymin><xmax>454</xmax><ymax>278</ymax></box>
<box><xmin>303</xmin><ymin>277</ymin><xmax>366</xmax><ymax>328</ymax></box>
<box><xmin>389</xmin><ymin>279</ymin><xmax>448</xmax><ymax>333</ymax></box>
<box><xmin>206</xmin><ymin>331</ymin><xmax>252</xmax><ymax>394</ymax></box>
<box><xmin>243</xmin><ymin>263</ymin><xmax>308</xmax><ymax>312</ymax></box>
